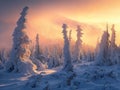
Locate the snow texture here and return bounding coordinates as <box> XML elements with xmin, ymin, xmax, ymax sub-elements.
<box><xmin>1</xmin><ymin>63</ymin><xmax>120</xmax><ymax>90</ymax></box>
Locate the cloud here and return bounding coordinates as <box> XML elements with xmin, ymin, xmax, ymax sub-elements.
<box><xmin>0</xmin><ymin>0</ymin><xmax>120</xmax><ymax>49</ymax></box>
<box><xmin>53</xmin><ymin>16</ymin><xmax>103</xmax><ymax>47</ymax></box>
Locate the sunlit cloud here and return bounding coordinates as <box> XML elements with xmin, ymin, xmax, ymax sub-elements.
<box><xmin>0</xmin><ymin>0</ymin><xmax>120</xmax><ymax>49</ymax></box>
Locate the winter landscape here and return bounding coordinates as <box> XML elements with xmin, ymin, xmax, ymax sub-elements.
<box><xmin>1</xmin><ymin>0</ymin><xmax>120</xmax><ymax>90</ymax></box>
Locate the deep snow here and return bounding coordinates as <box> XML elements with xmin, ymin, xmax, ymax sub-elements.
<box><xmin>1</xmin><ymin>62</ymin><xmax>120</xmax><ymax>90</ymax></box>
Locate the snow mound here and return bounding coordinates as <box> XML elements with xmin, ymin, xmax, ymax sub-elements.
<box><xmin>32</xmin><ymin>58</ymin><xmax>47</xmax><ymax>71</ymax></box>
<box><xmin>5</xmin><ymin>59</ymin><xmax>37</xmax><ymax>75</ymax></box>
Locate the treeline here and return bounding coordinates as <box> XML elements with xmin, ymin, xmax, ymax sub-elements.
<box><xmin>0</xmin><ymin>6</ymin><xmax>119</xmax><ymax>74</ymax></box>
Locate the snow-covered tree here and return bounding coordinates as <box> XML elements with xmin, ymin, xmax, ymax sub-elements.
<box><xmin>35</xmin><ymin>34</ymin><xmax>41</xmax><ymax>58</ymax></box>
<box><xmin>110</xmin><ymin>24</ymin><xmax>116</xmax><ymax>48</ymax></box>
<box><xmin>34</xmin><ymin>34</ymin><xmax>44</xmax><ymax>62</ymax></box>
<box><xmin>69</xmin><ymin>30</ymin><xmax>73</xmax><ymax>59</ymax></box>
<box><xmin>29</xmin><ymin>41</ymin><xmax>35</xmax><ymax>58</ymax></box>
<box><xmin>109</xmin><ymin>24</ymin><xmax>119</xmax><ymax>64</ymax></box>
<box><xmin>74</xmin><ymin>25</ymin><xmax>83</xmax><ymax>62</ymax></box>
<box><xmin>95</xmin><ymin>37</ymin><xmax>100</xmax><ymax>57</ymax></box>
<box><xmin>96</xmin><ymin>24</ymin><xmax>110</xmax><ymax>65</ymax></box>
<box><xmin>62</xmin><ymin>24</ymin><xmax>73</xmax><ymax>72</ymax></box>
<box><xmin>5</xmin><ymin>6</ymin><xmax>36</xmax><ymax>74</ymax></box>
<box><xmin>0</xmin><ymin>49</ymin><xmax>6</xmax><ymax>69</ymax></box>
<box><xmin>47</xmin><ymin>46</ymin><xmax>62</xmax><ymax>68</ymax></box>
<box><xmin>30</xmin><ymin>34</ymin><xmax>47</xmax><ymax>70</ymax></box>
<box><xmin>86</xmin><ymin>50</ymin><xmax>94</xmax><ymax>62</ymax></box>
<box><xmin>69</xmin><ymin>30</ymin><xmax>72</xmax><ymax>43</ymax></box>
<box><xmin>0</xmin><ymin>49</ymin><xmax>6</xmax><ymax>64</ymax></box>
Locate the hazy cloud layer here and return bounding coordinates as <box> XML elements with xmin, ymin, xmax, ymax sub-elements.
<box><xmin>0</xmin><ymin>0</ymin><xmax>120</xmax><ymax>49</ymax></box>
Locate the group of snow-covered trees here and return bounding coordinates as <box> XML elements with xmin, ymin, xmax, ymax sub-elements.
<box><xmin>2</xmin><ymin>6</ymin><xmax>82</xmax><ymax>74</ymax></box>
<box><xmin>1</xmin><ymin>6</ymin><xmax>120</xmax><ymax>74</ymax></box>
<box><xmin>95</xmin><ymin>24</ymin><xmax>120</xmax><ymax>65</ymax></box>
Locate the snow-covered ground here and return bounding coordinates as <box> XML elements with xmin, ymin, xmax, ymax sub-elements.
<box><xmin>1</xmin><ymin>63</ymin><xmax>120</xmax><ymax>90</ymax></box>
<box><xmin>0</xmin><ymin>69</ymin><xmax>56</xmax><ymax>90</ymax></box>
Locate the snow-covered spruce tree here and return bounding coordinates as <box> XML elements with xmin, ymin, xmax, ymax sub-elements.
<box><xmin>47</xmin><ymin>46</ymin><xmax>62</xmax><ymax>68</ymax></box>
<box><xmin>96</xmin><ymin>24</ymin><xmax>110</xmax><ymax>65</ymax></box>
<box><xmin>43</xmin><ymin>47</ymin><xmax>50</xmax><ymax>62</ymax></box>
<box><xmin>62</xmin><ymin>24</ymin><xmax>73</xmax><ymax>72</ymax></box>
<box><xmin>0</xmin><ymin>49</ymin><xmax>6</xmax><ymax>69</ymax></box>
<box><xmin>0</xmin><ymin>49</ymin><xmax>6</xmax><ymax>64</ymax></box>
<box><xmin>110</xmin><ymin>24</ymin><xmax>116</xmax><ymax>48</ymax></box>
<box><xmin>31</xmin><ymin>34</ymin><xmax>47</xmax><ymax>70</ymax></box>
<box><xmin>95</xmin><ymin>37</ymin><xmax>100</xmax><ymax>58</ymax></box>
<box><xmin>86</xmin><ymin>50</ymin><xmax>94</xmax><ymax>62</ymax></box>
<box><xmin>5</xmin><ymin>6</ymin><xmax>36</xmax><ymax>74</ymax></box>
<box><xmin>69</xmin><ymin>30</ymin><xmax>72</xmax><ymax>43</ymax></box>
<box><xmin>109</xmin><ymin>24</ymin><xmax>118</xmax><ymax>64</ymax></box>
<box><xmin>29</xmin><ymin>42</ymin><xmax>35</xmax><ymax>59</ymax></box>
<box><xmin>34</xmin><ymin>34</ymin><xmax>42</xmax><ymax>59</ymax></box>
<box><xmin>34</xmin><ymin>34</ymin><xmax>44</xmax><ymax>62</ymax></box>
<box><xmin>69</xmin><ymin>30</ymin><xmax>73</xmax><ymax>60</ymax></box>
<box><xmin>74</xmin><ymin>25</ymin><xmax>83</xmax><ymax>62</ymax></box>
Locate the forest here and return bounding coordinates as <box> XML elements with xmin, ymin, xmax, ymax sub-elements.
<box><xmin>0</xmin><ymin>6</ymin><xmax>120</xmax><ymax>90</ymax></box>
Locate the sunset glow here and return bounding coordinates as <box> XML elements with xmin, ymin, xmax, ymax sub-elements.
<box><xmin>1</xmin><ymin>0</ymin><xmax>120</xmax><ymax>48</ymax></box>
<box><xmin>1</xmin><ymin>1</ymin><xmax>120</xmax><ymax>89</ymax></box>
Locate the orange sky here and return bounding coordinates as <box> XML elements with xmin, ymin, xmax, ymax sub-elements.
<box><xmin>1</xmin><ymin>0</ymin><xmax>120</xmax><ymax>49</ymax></box>
<box><xmin>27</xmin><ymin>0</ymin><xmax>120</xmax><ymax>47</ymax></box>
